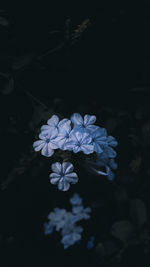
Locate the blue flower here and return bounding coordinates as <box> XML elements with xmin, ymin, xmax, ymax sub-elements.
<box><xmin>49</xmin><ymin>162</ymin><xmax>78</xmax><ymax>191</ymax></box>
<box><xmin>65</xmin><ymin>130</ymin><xmax>94</xmax><ymax>154</ymax></box>
<box><xmin>70</xmin><ymin>194</ymin><xmax>83</xmax><ymax>206</ymax></box>
<box><xmin>71</xmin><ymin>113</ymin><xmax>98</xmax><ymax>132</ymax></box>
<box><xmin>41</xmin><ymin>115</ymin><xmax>70</xmax><ymax>135</ymax></box>
<box><xmin>91</xmin><ymin>127</ymin><xmax>108</xmax><ymax>153</ymax></box>
<box><xmin>54</xmin><ymin>120</ymin><xmax>72</xmax><ymax>150</ymax></box>
<box><xmin>33</xmin><ymin>129</ymin><xmax>58</xmax><ymax>157</ymax></box>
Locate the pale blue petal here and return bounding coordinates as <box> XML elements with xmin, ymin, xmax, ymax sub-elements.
<box><xmin>69</xmin><ymin>129</ymin><xmax>81</xmax><ymax>141</ymax></box>
<box><xmin>49</xmin><ymin>173</ymin><xmax>61</xmax><ymax>179</ymax></box>
<box><xmin>93</xmin><ymin>143</ymin><xmax>103</xmax><ymax>153</ymax></box>
<box><xmin>84</xmin><ymin>114</ymin><xmax>96</xmax><ymax>126</ymax></box>
<box><xmin>73</xmin><ymin>146</ymin><xmax>81</xmax><ymax>153</ymax></box>
<box><xmin>65</xmin><ymin>141</ymin><xmax>74</xmax><ymax>151</ymax></box>
<box><xmin>86</xmin><ymin>125</ymin><xmax>100</xmax><ymax>132</ymax></box>
<box><xmin>41</xmin><ymin>144</ymin><xmax>54</xmax><ymax>157</ymax></box>
<box><xmin>94</xmin><ymin>127</ymin><xmax>107</xmax><ymax>138</ymax></box>
<box><xmin>58</xmin><ymin>178</ymin><xmax>70</xmax><ymax>191</ymax></box>
<box><xmin>82</xmin><ymin>133</ymin><xmax>92</xmax><ymax>144</ymax></box>
<box><xmin>50</xmin><ymin>177</ymin><xmax>61</xmax><ymax>185</ymax></box>
<box><xmin>49</xmin><ymin>139</ymin><xmax>59</xmax><ymax>149</ymax></box>
<box><xmin>58</xmin><ymin>123</ymin><xmax>71</xmax><ymax>137</ymax></box>
<box><xmin>39</xmin><ymin>132</ymin><xmax>48</xmax><ymax>140</ymax></box>
<box><xmin>108</xmin><ymin>136</ymin><xmax>118</xmax><ymax>147</ymax></box>
<box><xmin>81</xmin><ymin>144</ymin><xmax>94</xmax><ymax>154</ymax></box>
<box><xmin>71</xmin><ymin>113</ymin><xmax>83</xmax><ymax>126</ymax></box>
<box><xmin>106</xmin><ymin>146</ymin><xmax>117</xmax><ymax>158</ymax></box>
<box><xmin>74</xmin><ymin>131</ymin><xmax>84</xmax><ymax>142</ymax></box>
<box><xmin>49</xmin><ymin>128</ymin><xmax>58</xmax><ymax>139</ymax></box>
<box><xmin>58</xmin><ymin>118</ymin><xmax>71</xmax><ymax>128</ymax></box>
<box><xmin>54</xmin><ymin>135</ymin><xmax>66</xmax><ymax>149</ymax></box>
<box><xmin>62</xmin><ymin>162</ymin><xmax>74</xmax><ymax>174</ymax></box>
<box><xmin>51</xmin><ymin>162</ymin><xmax>62</xmax><ymax>174</ymax></box>
<box><xmin>41</xmin><ymin>125</ymin><xmax>51</xmax><ymax>131</ymax></box>
<box><xmin>33</xmin><ymin>140</ymin><xmax>45</xmax><ymax>151</ymax></box>
<box><xmin>47</xmin><ymin>115</ymin><xmax>59</xmax><ymax>127</ymax></box>
<box><xmin>65</xmin><ymin>173</ymin><xmax>78</xmax><ymax>183</ymax></box>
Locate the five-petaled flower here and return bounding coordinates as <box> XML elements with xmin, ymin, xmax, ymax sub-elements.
<box><xmin>66</xmin><ymin>130</ymin><xmax>94</xmax><ymax>154</ymax></box>
<box><xmin>50</xmin><ymin>162</ymin><xmax>78</xmax><ymax>191</ymax></box>
<box><xmin>33</xmin><ymin>129</ymin><xmax>58</xmax><ymax>157</ymax></box>
<box><xmin>44</xmin><ymin>193</ymin><xmax>91</xmax><ymax>249</ymax></box>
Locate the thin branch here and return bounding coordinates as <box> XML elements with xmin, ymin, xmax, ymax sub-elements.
<box><xmin>23</xmin><ymin>89</ymin><xmax>48</xmax><ymax>109</ymax></box>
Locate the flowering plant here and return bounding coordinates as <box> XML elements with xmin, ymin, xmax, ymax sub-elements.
<box><xmin>33</xmin><ymin>113</ymin><xmax>118</xmax><ymax>191</ymax></box>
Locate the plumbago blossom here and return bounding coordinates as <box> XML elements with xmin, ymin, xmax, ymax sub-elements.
<box><xmin>44</xmin><ymin>194</ymin><xmax>91</xmax><ymax>249</ymax></box>
<box><xmin>33</xmin><ymin>129</ymin><xmax>58</xmax><ymax>157</ymax></box>
<box><xmin>33</xmin><ymin>113</ymin><xmax>118</xmax><ymax>191</ymax></box>
<box><xmin>50</xmin><ymin>162</ymin><xmax>78</xmax><ymax>191</ymax></box>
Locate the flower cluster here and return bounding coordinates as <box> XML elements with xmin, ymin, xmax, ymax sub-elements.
<box><xmin>44</xmin><ymin>194</ymin><xmax>91</xmax><ymax>249</ymax></box>
<box><xmin>33</xmin><ymin>113</ymin><xmax>118</xmax><ymax>191</ymax></box>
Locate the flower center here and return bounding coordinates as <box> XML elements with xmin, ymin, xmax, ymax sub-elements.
<box><xmin>78</xmin><ymin>141</ymin><xmax>81</xmax><ymax>147</ymax></box>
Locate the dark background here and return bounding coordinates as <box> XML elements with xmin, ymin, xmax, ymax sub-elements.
<box><xmin>1</xmin><ymin>2</ymin><xmax>150</xmax><ymax>266</ymax></box>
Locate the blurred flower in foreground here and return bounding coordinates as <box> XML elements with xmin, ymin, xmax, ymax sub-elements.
<box><xmin>70</xmin><ymin>193</ymin><xmax>82</xmax><ymax>206</ymax></box>
<box><xmin>44</xmin><ymin>193</ymin><xmax>91</xmax><ymax>249</ymax></box>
